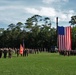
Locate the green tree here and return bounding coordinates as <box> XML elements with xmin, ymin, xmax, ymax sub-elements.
<box><xmin>44</xmin><ymin>17</ymin><xmax>51</xmax><ymax>27</ymax></box>
<box><xmin>7</xmin><ymin>23</ymin><xmax>15</xmax><ymax>30</ymax></box>
<box><xmin>71</xmin><ymin>26</ymin><xmax>76</xmax><ymax>49</ymax></box>
<box><xmin>16</xmin><ymin>22</ymin><xmax>23</xmax><ymax>30</ymax></box>
<box><xmin>69</xmin><ymin>16</ymin><xmax>76</xmax><ymax>25</ymax></box>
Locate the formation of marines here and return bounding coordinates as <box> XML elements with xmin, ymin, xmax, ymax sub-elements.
<box><xmin>0</xmin><ymin>48</ymin><xmax>13</xmax><ymax>58</ymax></box>
<box><xmin>0</xmin><ymin>48</ymin><xmax>39</xmax><ymax>58</ymax></box>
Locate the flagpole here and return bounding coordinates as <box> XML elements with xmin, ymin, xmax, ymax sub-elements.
<box><xmin>23</xmin><ymin>39</ymin><xmax>25</xmax><ymax>50</ymax></box>
<box><xmin>56</xmin><ymin>17</ymin><xmax>58</xmax><ymax>29</ymax></box>
<box><xmin>56</xmin><ymin>17</ymin><xmax>58</xmax><ymax>46</ymax></box>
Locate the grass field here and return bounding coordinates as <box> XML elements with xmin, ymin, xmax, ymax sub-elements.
<box><xmin>0</xmin><ymin>52</ymin><xmax>76</xmax><ymax>75</ymax></box>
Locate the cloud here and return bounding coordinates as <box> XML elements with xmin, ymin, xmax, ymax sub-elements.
<box><xmin>63</xmin><ymin>0</ymin><xmax>69</xmax><ymax>2</ymax></box>
<box><xmin>0</xmin><ymin>5</ymin><xmax>74</xmax><ymax>24</ymax></box>
<box><xmin>0</xmin><ymin>6</ymin><xmax>25</xmax><ymax>10</ymax></box>
<box><xmin>25</xmin><ymin>7</ymin><xmax>56</xmax><ymax>17</ymax></box>
<box><xmin>42</xmin><ymin>0</ymin><xmax>69</xmax><ymax>4</ymax></box>
<box><xmin>0</xmin><ymin>6</ymin><xmax>28</xmax><ymax>25</ymax></box>
<box><xmin>0</xmin><ymin>2</ymin><xmax>74</xmax><ymax>28</ymax></box>
<box><xmin>25</xmin><ymin>7</ymin><xmax>75</xmax><ymax>23</ymax></box>
<box><xmin>57</xmin><ymin>10</ymin><xmax>75</xmax><ymax>22</ymax></box>
<box><xmin>25</xmin><ymin>8</ymin><xmax>39</xmax><ymax>14</ymax></box>
<box><xmin>42</xmin><ymin>0</ymin><xmax>56</xmax><ymax>4</ymax></box>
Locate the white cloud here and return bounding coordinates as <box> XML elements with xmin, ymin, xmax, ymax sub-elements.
<box><xmin>0</xmin><ymin>6</ymin><xmax>28</xmax><ymax>25</ymax></box>
<box><xmin>0</xmin><ymin>5</ymin><xmax>75</xmax><ymax>28</ymax></box>
<box><xmin>25</xmin><ymin>7</ymin><xmax>75</xmax><ymax>22</ymax></box>
<box><xmin>25</xmin><ymin>7</ymin><xmax>56</xmax><ymax>17</ymax></box>
<box><xmin>42</xmin><ymin>0</ymin><xmax>69</xmax><ymax>4</ymax></box>
<box><xmin>0</xmin><ymin>6</ymin><xmax>25</xmax><ymax>10</ymax></box>
<box><xmin>39</xmin><ymin>7</ymin><xmax>56</xmax><ymax>17</ymax></box>
<box><xmin>68</xmin><ymin>10</ymin><xmax>75</xmax><ymax>14</ymax></box>
<box><xmin>25</xmin><ymin>8</ymin><xmax>39</xmax><ymax>14</ymax></box>
<box><xmin>57</xmin><ymin>10</ymin><xmax>75</xmax><ymax>22</ymax></box>
<box><xmin>63</xmin><ymin>0</ymin><xmax>69</xmax><ymax>2</ymax></box>
<box><xmin>42</xmin><ymin>0</ymin><xmax>56</xmax><ymax>4</ymax></box>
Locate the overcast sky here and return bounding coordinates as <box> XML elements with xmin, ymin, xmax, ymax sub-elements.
<box><xmin>0</xmin><ymin>0</ymin><xmax>76</xmax><ymax>28</ymax></box>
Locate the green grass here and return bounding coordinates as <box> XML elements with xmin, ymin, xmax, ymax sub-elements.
<box><xmin>0</xmin><ymin>52</ymin><xmax>76</xmax><ymax>75</ymax></box>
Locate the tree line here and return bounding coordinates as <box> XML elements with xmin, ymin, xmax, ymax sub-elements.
<box><xmin>0</xmin><ymin>15</ymin><xmax>76</xmax><ymax>50</ymax></box>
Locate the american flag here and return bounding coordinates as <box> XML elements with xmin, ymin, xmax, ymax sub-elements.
<box><xmin>58</xmin><ymin>26</ymin><xmax>71</xmax><ymax>51</ymax></box>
